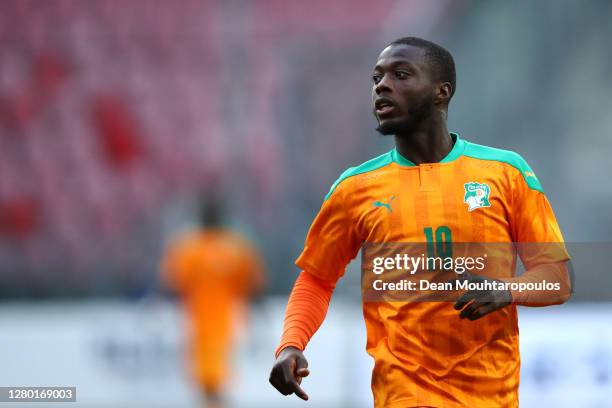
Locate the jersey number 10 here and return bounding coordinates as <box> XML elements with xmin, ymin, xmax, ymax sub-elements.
<box><xmin>423</xmin><ymin>226</ymin><xmax>452</xmax><ymax>259</ymax></box>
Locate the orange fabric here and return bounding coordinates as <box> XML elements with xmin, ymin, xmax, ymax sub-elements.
<box><xmin>275</xmin><ymin>271</ymin><xmax>336</xmax><ymax>357</ymax></box>
<box><xmin>293</xmin><ymin>139</ymin><xmax>569</xmax><ymax>408</ymax></box>
<box><xmin>162</xmin><ymin>228</ymin><xmax>264</xmax><ymax>390</ymax></box>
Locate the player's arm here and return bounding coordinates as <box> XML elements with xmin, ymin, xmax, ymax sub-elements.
<box><xmin>454</xmin><ymin>261</ymin><xmax>572</xmax><ymax>320</ymax></box>
<box><xmin>455</xmin><ymin>158</ymin><xmax>572</xmax><ymax>320</ymax></box>
<box><xmin>269</xmin><ymin>271</ymin><xmax>337</xmax><ymax>400</ymax></box>
<box><xmin>269</xmin><ymin>178</ymin><xmax>361</xmax><ymax>400</ymax></box>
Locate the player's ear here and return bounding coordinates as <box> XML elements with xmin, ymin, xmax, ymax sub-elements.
<box><xmin>435</xmin><ymin>82</ymin><xmax>452</xmax><ymax>106</ymax></box>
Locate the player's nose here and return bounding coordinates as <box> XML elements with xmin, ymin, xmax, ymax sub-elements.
<box><xmin>374</xmin><ymin>73</ymin><xmax>393</xmax><ymax>95</ymax></box>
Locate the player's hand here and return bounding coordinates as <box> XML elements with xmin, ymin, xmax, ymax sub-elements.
<box><xmin>269</xmin><ymin>346</ymin><xmax>310</xmax><ymax>400</ymax></box>
<box><xmin>453</xmin><ymin>273</ymin><xmax>512</xmax><ymax>320</ymax></box>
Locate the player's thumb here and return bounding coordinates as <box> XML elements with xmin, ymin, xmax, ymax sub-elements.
<box><xmin>295</xmin><ymin>356</ymin><xmax>310</xmax><ymax>377</ymax></box>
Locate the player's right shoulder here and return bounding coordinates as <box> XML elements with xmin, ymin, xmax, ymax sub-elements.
<box><xmin>324</xmin><ymin>150</ymin><xmax>394</xmax><ymax>200</ymax></box>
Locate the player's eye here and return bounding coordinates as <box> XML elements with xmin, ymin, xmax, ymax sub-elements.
<box><xmin>372</xmin><ymin>74</ymin><xmax>382</xmax><ymax>84</ymax></box>
<box><xmin>395</xmin><ymin>71</ymin><xmax>409</xmax><ymax>79</ymax></box>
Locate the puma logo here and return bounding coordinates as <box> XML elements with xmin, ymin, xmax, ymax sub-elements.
<box><xmin>373</xmin><ymin>196</ymin><xmax>395</xmax><ymax>213</ymax></box>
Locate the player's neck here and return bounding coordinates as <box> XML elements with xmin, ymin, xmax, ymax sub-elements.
<box><xmin>393</xmin><ymin>121</ymin><xmax>453</xmax><ymax>165</ymax></box>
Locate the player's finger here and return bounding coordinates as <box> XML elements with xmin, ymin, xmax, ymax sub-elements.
<box><xmin>269</xmin><ymin>374</ymin><xmax>292</xmax><ymax>395</ymax></box>
<box><xmin>454</xmin><ymin>291</ymin><xmax>476</xmax><ymax>309</ymax></box>
<box><xmin>459</xmin><ymin>299</ymin><xmax>482</xmax><ymax>319</ymax></box>
<box><xmin>463</xmin><ymin>297</ymin><xmax>498</xmax><ymax>320</ymax></box>
<box><xmin>270</xmin><ymin>379</ymin><xmax>286</xmax><ymax>395</ymax></box>
<box><xmin>468</xmin><ymin>303</ymin><xmax>498</xmax><ymax>321</ymax></box>
<box><xmin>295</xmin><ymin>354</ymin><xmax>309</xmax><ymax>375</ymax></box>
<box><xmin>270</xmin><ymin>366</ymin><xmax>294</xmax><ymax>395</ymax></box>
<box><xmin>289</xmin><ymin>380</ymin><xmax>309</xmax><ymax>400</ymax></box>
<box><xmin>281</xmin><ymin>362</ymin><xmax>298</xmax><ymax>386</ymax></box>
<box><xmin>296</xmin><ymin>367</ymin><xmax>310</xmax><ymax>377</ymax></box>
<box><xmin>272</xmin><ymin>360</ymin><xmax>301</xmax><ymax>394</ymax></box>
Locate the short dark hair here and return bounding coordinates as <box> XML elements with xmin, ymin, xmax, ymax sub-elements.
<box><xmin>389</xmin><ymin>37</ymin><xmax>456</xmax><ymax>99</ymax></box>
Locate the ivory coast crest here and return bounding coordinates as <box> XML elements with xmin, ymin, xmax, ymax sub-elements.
<box><xmin>463</xmin><ymin>182</ymin><xmax>491</xmax><ymax>211</ymax></box>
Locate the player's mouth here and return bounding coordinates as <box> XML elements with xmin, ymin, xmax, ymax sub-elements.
<box><xmin>375</xmin><ymin>97</ymin><xmax>397</xmax><ymax>117</ymax></box>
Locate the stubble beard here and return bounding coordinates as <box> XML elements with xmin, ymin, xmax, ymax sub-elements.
<box><xmin>375</xmin><ymin>97</ymin><xmax>434</xmax><ymax>136</ymax></box>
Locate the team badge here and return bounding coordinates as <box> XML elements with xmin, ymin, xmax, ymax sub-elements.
<box><xmin>463</xmin><ymin>182</ymin><xmax>491</xmax><ymax>212</ymax></box>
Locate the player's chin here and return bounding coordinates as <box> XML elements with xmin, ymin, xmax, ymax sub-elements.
<box><xmin>376</xmin><ymin>118</ymin><xmax>407</xmax><ymax>136</ymax></box>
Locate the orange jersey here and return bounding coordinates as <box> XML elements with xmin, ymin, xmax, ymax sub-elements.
<box><xmin>162</xmin><ymin>228</ymin><xmax>264</xmax><ymax>389</ymax></box>
<box><xmin>296</xmin><ymin>134</ymin><xmax>568</xmax><ymax>407</ymax></box>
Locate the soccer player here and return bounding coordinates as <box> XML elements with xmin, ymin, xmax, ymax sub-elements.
<box><xmin>269</xmin><ymin>37</ymin><xmax>572</xmax><ymax>407</ymax></box>
<box><xmin>162</xmin><ymin>195</ymin><xmax>265</xmax><ymax>408</ymax></box>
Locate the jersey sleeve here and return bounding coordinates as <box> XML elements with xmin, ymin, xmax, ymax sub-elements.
<box><xmin>508</xmin><ymin>162</ymin><xmax>570</xmax><ymax>269</ymax></box>
<box><xmin>295</xmin><ymin>181</ymin><xmax>362</xmax><ymax>282</ymax></box>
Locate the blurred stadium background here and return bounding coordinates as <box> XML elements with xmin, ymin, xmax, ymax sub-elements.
<box><xmin>0</xmin><ymin>0</ymin><xmax>611</xmax><ymax>407</ymax></box>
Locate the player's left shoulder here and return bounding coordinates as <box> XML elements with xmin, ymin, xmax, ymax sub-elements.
<box><xmin>462</xmin><ymin>139</ymin><xmax>543</xmax><ymax>193</ymax></box>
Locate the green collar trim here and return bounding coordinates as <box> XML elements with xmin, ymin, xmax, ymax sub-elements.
<box><xmin>391</xmin><ymin>132</ymin><xmax>465</xmax><ymax>167</ymax></box>
<box><xmin>391</xmin><ymin>147</ymin><xmax>416</xmax><ymax>166</ymax></box>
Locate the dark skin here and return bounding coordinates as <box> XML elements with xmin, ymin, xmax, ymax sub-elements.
<box><xmin>269</xmin><ymin>346</ymin><xmax>310</xmax><ymax>400</ymax></box>
<box><xmin>453</xmin><ymin>273</ymin><xmax>513</xmax><ymax>320</ymax></box>
<box><xmin>372</xmin><ymin>43</ymin><xmax>453</xmax><ymax>164</ymax></box>
<box><xmin>269</xmin><ymin>43</ymin><xmax>512</xmax><ymax>400</ymax></box>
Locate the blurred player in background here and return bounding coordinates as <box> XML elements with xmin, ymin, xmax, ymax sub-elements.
<box><xmin>269</xmin><ymin>37</ymin><xmax>572</xmax><ymax>407</ymax></box>
<box><xmin>162</xmin><ymin>194</ymin><xmax>265</xmax><ymax>408</ymax></box>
